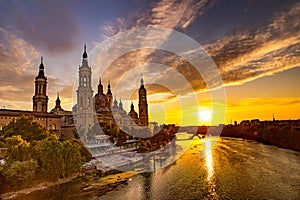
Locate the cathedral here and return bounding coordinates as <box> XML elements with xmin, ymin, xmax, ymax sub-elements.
<box><xmin>0</xmin><ymin>44</ymin><xmax>149</xmax><ymax>142</ymax></box>
<box><xmin>72</xmin><ymin>44</ymin><xmax>149</xmax><ymax>140</ymax></box>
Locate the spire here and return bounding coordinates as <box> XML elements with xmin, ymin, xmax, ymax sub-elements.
<box><xmin>107</xmin><ymin>80</ymin><xmax>112</xmax><ymax>95</ymax></box>
<box><xmin>141</xmin><ymin>74</ymin><xmax>144</xmax><ymax>86</ymax></box>
<box><xmin>119</xmin><ymin>98</ymin><xmax>123</xmax><ymax>109</ymax></box>
<box><xmin>98</xmin><ymin>77</ymin><xmax>103</xmax><ymax>94</ymax></box>
<box><xmin>39</xmin><ymin>56</ymin><xmax>44</xmax><ymax>70</ymax></box>
<box><xmin>56</xmin><ymin>93</ymin><xmax>61</xmax><ymax>108</ymax></box>
<box><xmin>113</xmin><ymin>95</ymin><xmax>118</xmax><ymax>108</ymax></box>
<box><xmin>130</xmin><ymin>102</ymin><xmax>134</xmax><ymax>111</ymax></box>
<box><xmin>37</xmin><ymin>56</ymin><xmax>45</xmax><ymax>78</ymax></box>
<box><xmin>82</xmin><ymin>43</ymin><xmax>88</xmax><ymax>59</ymax></box>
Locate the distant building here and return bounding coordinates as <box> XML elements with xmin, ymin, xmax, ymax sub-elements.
<box><xmin>32</xmin><ymin>57</ymin><xmax>48</xmax><ymax>113</ymax></box>
<box><xmin>138</xmin><ymin>76</ymin><xmax>149</xmax><ymax>126</ymax></box>
<box><xmin>240</xmin><ymin>120</ymin><xmax>251</xmax><ymax>126</ymax></box>
<box><xmin>128</xmin><ymin>102</ymin><xmax>139</xmax><ymax>124</ymax></box>
<box><xmin>0</xmin><ymin>109</ymin><xmax>61</xmax><ymax>133</ymax></box>
<box><xmin>50</xmin><ymin>94</ymin><xmax>75</xmax><ymax>139</ymax></box>
<box><xmin>0</xmin><ymin>58</ymin><xmax>62</xmax><ymax>133</ymax></box>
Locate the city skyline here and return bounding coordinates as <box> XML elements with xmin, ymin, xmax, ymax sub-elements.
<box><xmin>0</xmin><ymin>0</ymin><xmax>299</xmax><ymax>125</ymax></box>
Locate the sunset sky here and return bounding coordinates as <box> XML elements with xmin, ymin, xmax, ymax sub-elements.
<box><xmin>0</xmin><ymin>0</ymin><xmax>299</xmax><ymax>126</ymax></box>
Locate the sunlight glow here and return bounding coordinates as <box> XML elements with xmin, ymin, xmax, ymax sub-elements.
<box><xmin>199</xmin><ymin>110</ymin><xmax>212</xmax><ymax>122</ymax></box>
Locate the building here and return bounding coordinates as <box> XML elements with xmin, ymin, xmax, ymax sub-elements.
<box><xmin>0</xmin><ymin>109</ymin><xmax>61</xmax><ymax>133</ymax></box>
<box><xmin>128</xmin><ymin>102</ymin><xmax>139</xmax><ymax>124</ymax></box>
<box><xmin>0</xmin><ymin>58</ymin><xmax>62</xmax><ymax>133</ymax></box>
<box><xmin>72</xmin><ymin>44</ymin><xmax>95</xmax><ymax>141</ymax></box>
<box><xmin>50</xmin><ymin>94</ymin><xmax>76</xmax><ymax>139</ymax></box>
<box><xmin>138</xmin><ymin>76</ymin><xmax>149</xmax><ymax>126</ymax></box>
<box><xmin>32</xmin><ymin>57</ymin><xmax>48</xmax><ymax>113</ymax></box>
<box><xmin>73</xmin><ymin>44</ymin><xmax>150</xmax><ymax>143</ymax></box>
<box><xmin>1</xmin><ymin>43</ymin><xmax>151</xmax><ymax>143</ymax></box>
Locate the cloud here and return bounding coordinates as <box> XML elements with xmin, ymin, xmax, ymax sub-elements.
<box><xmin>100</xmin><ymin>0</ymin><xmax>214</xmax><ymax>38</ymax></box>
<box><xmin>0</xmin><ymin>0</ymin><xmax>78</xmax><ymax>54</ymax></box>
<box><xmin>0</xmin><ymin>28</ymin><xmax>74</xmax><ymax>110</ymax></box>
<box><xmin>0</xmin><ymin>28</ymin><xmax>39</xmax><ymax>104</ymax></box>
<box><xmin>227</xmin><ymin>97</ymin><xmax>300</xmax><ymax>110</ymax></box>
<box><xmin>204</xmin><ymin>1</ymin><xmax>300</xmax><ymax>87</ymax></box>
<box><xmin>92</xmin><ymin>0</ymin><xmax>300</xmax><ymax>108</ymax></box>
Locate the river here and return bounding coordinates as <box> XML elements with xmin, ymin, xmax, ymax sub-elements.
<box><xmin>13</xmin><ymin>137</ymin><xmax>300</xmax><ymax>199</ymax></box>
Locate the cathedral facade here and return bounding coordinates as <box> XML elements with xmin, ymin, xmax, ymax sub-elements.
<box><xmin>73</xmin><ymin>44</ymin><xmax>149</xmax><ymax>141</ymax></box>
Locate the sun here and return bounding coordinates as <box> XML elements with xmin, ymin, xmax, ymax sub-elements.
<box><xmin>198</xmin><ymin>110</ymin><xmax>212</xmax><ymax>122</ymax></box>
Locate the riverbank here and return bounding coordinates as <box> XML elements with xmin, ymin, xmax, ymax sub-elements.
<box><xmin>220</xmin><ymin>125</ymin><xmax>300</xmax><ymax>151</ymax></box>
<box><xmin>0</xmin><ymin>170</ymin><xmax>137</xmax><ymax>200</ymax></box>
<box><xmin>0</xmin><ymin>173</ymin><xmax>84</xmax><ymax>200</ymax></box>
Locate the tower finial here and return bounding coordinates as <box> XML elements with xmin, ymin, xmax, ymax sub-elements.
<box><xmin>141</xmin><ymin>74</ymin><xmax>144</xmax><ymax>86</ymax></box>
<box><xmin>83</xmin><ymin>43</ymin><xmax>88</xmax><ymax>58</ymax></box>
<box><xmin>39</xmin><ymin>56</ymin><xmax>45</xmax><ymax>71</ymax></box>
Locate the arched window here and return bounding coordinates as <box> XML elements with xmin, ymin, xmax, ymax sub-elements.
<box><xmin>83</xmin><ymin>76</ymin><xmax>87</xmax><ymax>86</ymax></box>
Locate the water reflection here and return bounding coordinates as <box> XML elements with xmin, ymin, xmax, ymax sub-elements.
<box><xmin>141</xmin><ymin>172</ymin><xmax>153</xmax><ymax>200</ymax></box>
<box><xmin>204</xmin><ymin>137</ymin><xmax>217</xmax><ymax>199</ymax></box>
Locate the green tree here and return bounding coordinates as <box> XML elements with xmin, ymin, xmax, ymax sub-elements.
<box><xmin>35</xmin><ymin>135</ymin><xmax>65</xmax><ymax>180</ymax></box>
<box><xmin>1</xmin><ymin>116</ymin><xmax>48</xmax><ymax>142</ymax></box>
<box><xmin>71</xmin><ymin>139</ymin><xmax>92</xmax><ymax>163</ymax></box>
<box><xmin>4</xmin><ymin>135</ymin><xmax>31</xmax><ymax>164</ymax></box>
<box><xmin>62</xmin><ymin>140</ymin><xmax>84</xmax><ymax>177</ymax></box>
<box><xmin>3</xmin><ymin>159</ymin><xmax>38</xmax><ymax>186</ymax></box>
<box><xmin>35</xmin><ymin>135</ymin><xmax>88</xmax><ymax>180</ymax></box>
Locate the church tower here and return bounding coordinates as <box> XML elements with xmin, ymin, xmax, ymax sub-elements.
<box><xmin>106</xmin><ymin>81</ymin><xmax>113</xmax><ymax>109</ymax></box>
<box><xmin>138</xmin><ymin>76</ymin><xmax>148</xmax><ymax>126</ymax></box>
<box><xmin>33</xmin><ymin>57</ymin><xmax>48</xmax><ymax>113</ymax></box>
<box><xmin>75</xmin><ymin>44</ymin><xmax>94</xmax><ymax>137</ymax></box>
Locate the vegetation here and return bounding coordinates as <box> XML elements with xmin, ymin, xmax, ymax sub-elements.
<box><xmin>0</xmin><ymin>116</ymin><xmax>92</xmax><ymax>192</ymax></box>
<box><xmin>221</xmin><ymin>124</ymin><xmax>300</xmax><ymax>151</ymax></box>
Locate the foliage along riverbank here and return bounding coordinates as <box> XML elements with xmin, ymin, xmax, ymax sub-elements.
<box><xmin>0</xmin><ymin>116</ymin><xmax>92</xmax><ymax>194</ymax></box>
<box><xmin>220</xmin><ymin>124</ymin><xmax>300</xmax><ymax>151</ymax></box>
<box><xmin>0</xmin><ymin>116</ymin><xmax>137</xmax><ymax>200</ymax></box>
<box><xmin>0</xmin><ymin>170</ymin><xmax>137</xmax><ymax>200</ymax></box>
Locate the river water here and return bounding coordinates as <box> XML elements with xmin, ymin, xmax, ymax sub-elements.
<box><xmin>100</xmin><ymin>137</ymin><xmax>300</xmax><ymax>199</ymax></box>
<box><xmin>14</xmin><ymin>137</ymin><xmax>300</xmax><ymax>199</ymax></box>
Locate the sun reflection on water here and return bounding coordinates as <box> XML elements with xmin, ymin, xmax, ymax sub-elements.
<box><xmin>204</xmin><ymin>137</ymin><xmax>218</xmax><ymax>199</ymax></box>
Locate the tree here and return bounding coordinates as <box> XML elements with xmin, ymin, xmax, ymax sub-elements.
<box><xmin>62</xmin><ymin>140</ymin><xmax>84</xmax><ymax>177</ymax></box>
<box><xmin>35</xmin><ymin>135</ymin><xmax>65</xmax><ymax>180</ymax></box>
<box><xmin>35</xmin><ymin>135</ymin><xmax>88</xmax><ymax>180</ymax></box>
<box><xmin>70</xmin><ymin>139</ymin><xmax>92</xmax><ymax>163</ymax></box>
<box><xmin>3</xmin><ymin>159</ymin><xmax>38</xmax><ymax>186</ymax></box>
<box><xmin>1</xmin><ymin>116</ymin><xmax>48</xmax><ymax>142</ymax></box>
<box><xmin>4</xmin><ymin>135</ymin><xmax>31</xmax><ymax>164</ymax></box>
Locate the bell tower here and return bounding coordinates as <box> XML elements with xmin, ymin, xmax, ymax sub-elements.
<box><xmin>138</xmin><ymin>76</ymin><xmax>148</xmax><ymax>126</ymax></box>
<box><xmin>106</xmin><ymin>81</ymin><xmax>113</xmax><ymax>110</ymax></box>
<box><xmin>75</xmin><ymin>44</ymin><xmax>94</xmax><ymax>139</ymax></box>
<box><xmin>33</xmin><ymin>56</ymin><xmax>48</xmax><ymax>113</ymax></box>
